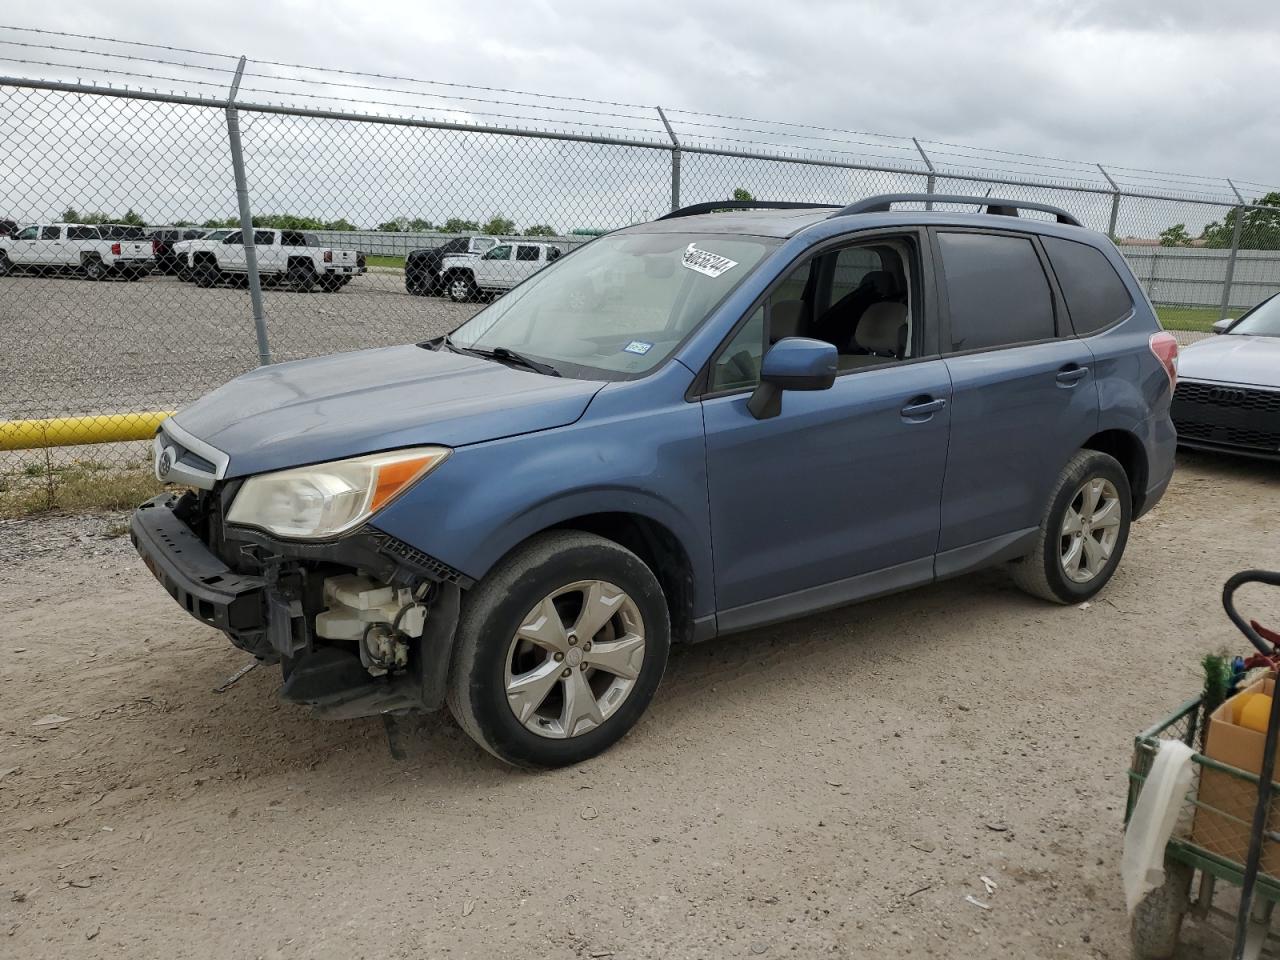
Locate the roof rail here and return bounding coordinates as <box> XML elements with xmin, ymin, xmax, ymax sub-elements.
<box><xmin>657</xmin><ymin>200</ymin><xmax>837</xmax><ymax>221</ymax></box>
<box><xmin>830</xmin><ymin>193</ymin><xmax>1083</xmax><ymax>227</ymax></box>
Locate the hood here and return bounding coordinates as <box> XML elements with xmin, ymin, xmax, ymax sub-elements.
<box><xmin>1178</xmin><ymin>334</ymin><xmax>1280</xmax><ymax>389</ymax></box>
<box><xmin>173</xmin><ymin>344</ymin><xmax>604</xmax><ymax>478</ymax></box>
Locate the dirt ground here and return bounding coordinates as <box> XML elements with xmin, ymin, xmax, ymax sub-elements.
<box><xmin>1</xmin><ymin>450</ymin><xmax>1278</xmax><ymax>959</ymax></box>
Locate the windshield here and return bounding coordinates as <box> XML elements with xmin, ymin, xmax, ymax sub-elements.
<box><xmin>448</xmin><ymin>232</ymin><xmax>777</xmax><ymax>378</ymax></box>
<box><xmin>1231</xmin><ymin>295</ymin><xmax>1280</xmax><ymax>338</ymax></box>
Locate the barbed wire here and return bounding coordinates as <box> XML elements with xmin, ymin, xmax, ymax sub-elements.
<box><xmin>0</xmin><ymin>22</ymin><xmax>1274</xmax><ymax>198</ymax></box>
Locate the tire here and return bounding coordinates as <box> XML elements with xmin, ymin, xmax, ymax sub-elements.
<box><xmin>1011</xmin><ymin>449</ymin><xmax>1132</xmax><ymax>604</ymax></box>
<box><xmin>0</xmin><ymin>253</ymin><xmax>11</xmax><ymax>277</ymax></box>
<box><xmin>288</xmin><ymin>260</ymin><xmax>319</xmax><ymax>292</ymax></box>
<box><xmin>446</xmin><ymin>273</ymin><xmax>477</xmax><ymax>303</ymax></box>
<box><xmin>81</xmin><ymin>256</ymin><xmax>107</xmax><ymax>281</ymax></box>
<box><xmin>318</xmin><ymin>274</ymin><xmax>345</xmax><ymax>293</ymax></box>
<box><xmin>192</xmin><ymin>257</ymin><xmax>219</xmax><ymax>287</ymax></box>
<box><xmin>446</xmin><ymin>531</ymin><xmax>671</xmax><ymax>768</ymax></box>
<box><xmin>1131</xmin><ymin>859</ymin><xmax>1193</xmax><ymax>960</ymax></box>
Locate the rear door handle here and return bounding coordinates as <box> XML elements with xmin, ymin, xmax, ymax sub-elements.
<box><xmin>901</xmin><ymin>397</ymin><xmax>947</xmax><ymax>419</ymax></box>
<box><xmin>1056</xmin><ymin>365</ymin><xmax>1089</xmax><ymax>385</ymax></box>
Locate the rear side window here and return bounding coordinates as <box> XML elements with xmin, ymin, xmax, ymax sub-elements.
<box><xmin>67</xmin><ymin>226</ymin><xmax>98</xmax><ymax>240</ymax></box>
<box><xmin>516</xmin><ymin>245</ymin><xmax>540</xmax><ymax>262</ymax></box>
<box><xmin>41</xmin><ymin>226</ymin><xmax>60</xmax><ymax>240</ymax></box>
<box><xmin>937</xmin><ymin>232</ymin><xmax>1055</xmax><ymax>351</ymax></box>
<box><xmin>1041</xmin><ymin>236</ymin><xmax>1134</xmax><ymax>335</ymax></box>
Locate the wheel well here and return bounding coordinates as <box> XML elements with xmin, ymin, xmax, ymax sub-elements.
<box><xmin>287</xmin><ymin>256</ymin><xmax>316</xmax><ymax>271</ymax></box>
<box><xmin>81</xmin><ymin>251</ymin><xmax>102</xmax><ymax>263</ymax></box>
<box><xmin>443</xmin><ymin>268</ymin><xmax>473</xmax><ymax>282</ymax></box>
<box><xmin>1082</xmin><ymin>430</ymin><xmax>1148</xmax><ymax>511</ymax></box>
<box><xmin>548</xmin><ymin>513</ymin><xmax>697</xmax><ymax>645</ymax></box>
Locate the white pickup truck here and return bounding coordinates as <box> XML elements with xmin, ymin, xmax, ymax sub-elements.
<box><xmin>0</xmin><ymin>223</ymin><xmax>154</xmax><ymax>280</ymax></box>
<box><xmin>440</xmin><ymin>240</ymin><xmax>563</xmax><ymax>301</ymax></box>
<box><xmin>186</xmin><ymin>228</ymin><xmax>365</xmax><ymax>292</ymax></box>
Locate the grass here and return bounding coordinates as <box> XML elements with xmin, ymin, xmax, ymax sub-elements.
<box><xmin>364</xmin><ymin>254</ymin><xmax>405</xmax><ymax>269</ymax></box>
<box><xmin>0</xmin><ymin>461</ymin><xmax>164</xmax><ymax>518</ymax></box>
<box><xmin>1155</xmin><ymin>305</ymin><xmax>1224</xmax><ymax>333</ymax></box>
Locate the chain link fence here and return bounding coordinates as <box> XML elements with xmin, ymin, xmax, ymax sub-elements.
<box><xmin>1</xmin><ymin>38</ymin><xmax>1278</xmax><ymax>513</ymax></box>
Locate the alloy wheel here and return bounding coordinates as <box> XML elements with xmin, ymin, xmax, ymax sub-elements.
<box><xmin>503</xmin><ymin>579</ymin><xmax>646</xmax><ymax>739</ymax></box>
<box><xmin>1059</xmin><ymin>477</ymin><xmax>1122</xmax><ymax>583</ymax></box>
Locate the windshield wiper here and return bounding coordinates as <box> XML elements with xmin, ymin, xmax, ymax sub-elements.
<box><xmin>471</xmin><ymin>345</ymin><xmax>561</xmax><ymax>377</ymax></box>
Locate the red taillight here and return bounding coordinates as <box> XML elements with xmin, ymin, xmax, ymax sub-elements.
<box><xmin>323</xmin><ymin>250</ymin><xmax>333</xmax><ymax>263</ymax></box>
<box><xmin>111</xmin><ymin>242</ymin><xmax>121</xmax><ymax>256</ymax></box>
<box><xmin>152</xmin><ymin>238</ymin><xmax>161</xmax><ymax>254</ymax></box>
<box><xmin>1149</xmin><ymin>331</ymin><xmax>1179</xmax><ymax>390</ymax></box>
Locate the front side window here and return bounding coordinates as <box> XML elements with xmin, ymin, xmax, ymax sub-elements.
<box><xmin>938</xmin><ymin>232</ymin><xmax>1055</xmax><ymax>351</ymax></box>
<box><xmin>1230</xmin><ymin>294</ymin><xmax>1280</xmax><ymax>338</ymax></box>
<box><xmin>1041</xmin><ymin>236</ymin><xmax>1133</xmax><ymax>335</ymax></box>
<box><xmin>516</xmin><ymin>245</ymin><xmax>540</xmax><ymax>262</ymax></box>
<box><xmin>706</xmin><ymin>235</ymin><xmax>919</xmax><ymax>391</ymax></box>
<box><xmin>472</xmin><ymin>238</ymin><xmax>497</xmax><ymax>253</ymax></box>
<box><xmin>484</xmin><ymin>245</ymin><xmax>512</xmax><ymax>261</ymax></box>
<box><xmin>16</xmin><ymin>226</ymin><xmax>39</xmax><ymax>240</ymax></box>
<box><xmin>449</xmin><ymin>231</ymin><xmax>777</xmax><ymax>379</ymax></box>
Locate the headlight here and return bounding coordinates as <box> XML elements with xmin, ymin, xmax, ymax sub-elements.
<box><xmin>226</xmin><ymin>446</ymin><xmax>449</xmax><ymax>539</ymax></box>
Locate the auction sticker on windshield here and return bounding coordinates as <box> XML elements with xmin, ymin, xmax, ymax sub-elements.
<box><xmin>682</xmin><ymin>243</ymin><xmax>739</xmax><ymax>278</ymax></box>
<box><xmin>623</xmin><ymin>340</ymin><xmax>654</xmax><ymax>355</ymax></box>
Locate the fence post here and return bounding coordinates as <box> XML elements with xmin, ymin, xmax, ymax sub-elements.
<box><xmin>1219</xmin><ymin>179</ymin><xmax>1246</xmax><ymax>322</ymax></box>
<box><xmin>913</xmin><ymin>138</ymin><xmax>935</xmax><ymax>210</ymax></box>
<box><xmin>226</xmin><ymin>56</ymin><xmax>271</xmax><ymax>365</ymax></box>
<box><xmin>656</xmin><ymin>106</ymin><xmax>681</xmax><ymax>212</ymax></box>
<box><xmin>1097</xmin><ymin>164</ymin><xmax>1120</xmax><ymax>240</ymax></box>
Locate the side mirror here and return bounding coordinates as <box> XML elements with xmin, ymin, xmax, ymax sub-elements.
<box><xmin>1212</xmin><ymin>318</ymin><xmax>1233</xmax><ymax>335</ymax></box>
<box><xmin>747</xmin><ymin>337</ymin><xmax>838</xmax><ymax>420</ymax></box>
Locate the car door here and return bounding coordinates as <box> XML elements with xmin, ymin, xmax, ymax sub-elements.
<box><xmin>35</xmin><ymin>225</ymin><xmax>64</xmax><ymax>265</ymax></box>
<box><xmin>9</xmin><ymin>225</ymin><xmax>40</xmax><ymax>265</ymax></box>
<box><xmin>510</xmin><ymin>244</ymin><xmax>543</xmax><ymax>287</ymax></box>
<box><xmin>931</xmin><ymin>228</ymin><xmax>1098</xmax><ymax>570</ymax></box>
<box><xmin>699</xmin><ymin>231</ymin><xmax>952</xmax><ymax>629</ymax></box>
<box><xmin>477</xmin><ymin>244</ymin><xmax>512</xmax><ymax>288</ymax></box>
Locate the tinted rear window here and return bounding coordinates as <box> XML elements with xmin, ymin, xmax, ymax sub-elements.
<box><xmin>938</xmin><ymin>232</ymin><xmax>1055</xmax><ymax>351</ymax></box>
<box><xmin>1041</xmin><ymin>236</ymin><xmax>1134</xmax><ymax>335</ymax></box>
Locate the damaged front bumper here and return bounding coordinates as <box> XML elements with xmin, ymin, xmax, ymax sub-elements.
<box><xmin>130</xmin><ymin>492</ymin><xmax>466</xmax><ymax>718</ymax></box>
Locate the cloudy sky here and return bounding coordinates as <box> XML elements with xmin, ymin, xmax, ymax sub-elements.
<box><xmin>1</xmin><ymin>1</ymin><xmax>1276</xmax><ymax>230</ymax></box>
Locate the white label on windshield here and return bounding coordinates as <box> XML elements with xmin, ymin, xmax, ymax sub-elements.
<box><xmin>624</xmin><ymin>340</ymin><xmax>653</xmax><ymax>355</ymax></box>
<box><xmin>681</xmin><ymin>243</ymin><xmax>738</xmax><ymax>278</ymax></box>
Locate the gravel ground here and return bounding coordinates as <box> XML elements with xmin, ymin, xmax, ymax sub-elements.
<box><xmin>0</xmin><ymin>269</ymin><xmax>479</xmax><ymax>422</ymax></box>
<box><xmin>1</xmin><ymin>450</ymin><xmax>1278</xmax><ymax>958</ymax></box>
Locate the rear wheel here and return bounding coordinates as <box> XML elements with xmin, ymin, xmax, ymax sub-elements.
<box><xmin>1131</xmin><ymin>859</ymin><xmax>1193</xmax><ymax>960</ymax></box>
<box><xmin>446</xmin><ymin>273</ymin><xmax>477</xmax><ymax>303</ymax></box>
<box><xmin>81</xmin><ymin>256</ymin><xmax>107</xmax><ymax>281</ymax></box>
<box><xmin>446</xmin><ymin>531</ymin><xmax>670</xmax><ymax>768</ymax></box>
<box><xmin>289</xmin><ymin>260</ymin><xmax>319</xmax><ymax>292</ymax></box>
<box><xmin>1011</xmin><ymin>449</ymin><xmax>1132</xmax><ymax>604</ymax></box>
<box><xmin>318</xmin><ymin>274</ymin><xmax>345</xmax><ymax>293</ymax></box>
<box><xmin>192</xmin><ymin>257</ymin><xmax>219</xmax><ymax>287</ymax></box>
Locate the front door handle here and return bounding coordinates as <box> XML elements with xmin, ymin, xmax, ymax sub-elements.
<box><xmin>1056</xmin><ymin>365</ymin><xmax>1089</xmax><ymax>385</ymax></box>
<box><xmin>901</xmin><ymin>396</ymin><xmax>947</xmax><ymax>420</ymax></box>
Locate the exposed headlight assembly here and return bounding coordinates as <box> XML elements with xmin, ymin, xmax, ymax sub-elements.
<box><xmin>226</xmin><ymin>447</ymin><xmax>449</xmax><ymax>539</ymax></box>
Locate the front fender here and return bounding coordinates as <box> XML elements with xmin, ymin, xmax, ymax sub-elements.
<box><xmin>369</xmin><ymin>388</ymin><xmax>715</xmax><ymax>619</ymax></box>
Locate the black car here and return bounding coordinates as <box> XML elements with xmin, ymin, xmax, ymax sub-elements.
<box><xmin>405</xmin><ymin>235</ymin><xmax>498</xmax><ymax>295</ymax></box>
<box><xmin>151</xmin><ymin>227</ymin><xmax>207</xmax><ymax>274</ymax></box>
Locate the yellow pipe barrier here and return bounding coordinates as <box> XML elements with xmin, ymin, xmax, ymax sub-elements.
<box><xmin>0</xmin><ymin>411</ymin><xmax>174</xmax><ymax>451</ymax></box>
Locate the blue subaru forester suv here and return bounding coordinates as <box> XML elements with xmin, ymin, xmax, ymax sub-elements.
<box><xmin>132</xmin><ymin>194</ymin><xmax>1179</xmax><ymax>767</ymax></box>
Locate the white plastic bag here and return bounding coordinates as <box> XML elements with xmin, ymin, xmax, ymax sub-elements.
<box><xmin>1122</xmin><ymin>738</ymin><xmax>1196</xmax><ymax>914</ymax></box>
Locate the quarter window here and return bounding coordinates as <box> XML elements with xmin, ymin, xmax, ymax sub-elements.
<box><xmin>1041</xmin><ymin>236</ymin><xmax>1134</xmax><ymax>335</ymax></box>
<box><xmin>710</xmin><ymin>306</ymin><xmax>765</xmax><ymax>391</ymax></box>
<box><xmin>937</xmin><ymin>232</ymin><xmax>1055</xmax><ymax>351</ymax></box>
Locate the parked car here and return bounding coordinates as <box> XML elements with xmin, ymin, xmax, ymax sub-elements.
<box><xmin>0</xmin><ymin>222</ymin><xmax>153</xmax><ymax>279</ymax></box>
<box><xmin>0</xmin><ymin>219</ymin><xmax>17</xmax><ymax>237</ymax></box>
<box><xmin>186</xmin><ymin>228</ymin><xmax>364</xmax><ymax>292</ymax></box>
<box><xmin>131</xmin><ymin>194</ymin><xmax>1178</xmax><ymax>768</ymax></box>
<box><xmin>405</xmin><ymin>235</ymin><xmax>500</xmax><ymax>296</ymax></box>
<box><xmin>152</xmin><ymin>227</ymin><xmax>209</xmax><ymax>274</ymax></box>
<box><xmin>440</xmin><ymin>240</ymin><xmax>563</xmax><ymax>301</ymax></box>
<box><xmin>1171</xmin><ymin>293</ymin><xmax>1280</xmax><ymax>459</ymax></box>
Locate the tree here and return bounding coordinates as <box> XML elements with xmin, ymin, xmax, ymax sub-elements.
<box><xmin>61</xmin><ymin>207</ymin><xmax>81</xmax><ymax>223</ymax></box>
<box><xmin>732</xmin><ymin>187</ymin><xmax>754</xmax><ymax>202</ymax></box>
<box><xmin>482</xmin><ymin>215</ymin><xmax>516</xmax><ymax>236</ymax></box>
<box><xmin>524</xmin><ymin>224</ymin><xmax>556</xmax><ymax>236</ymax></box>
<box><xmin>1200</xmin><ymin>192</ymin><xmax>1280</xmax><ymax>250</ymax></box>
<box><xmin>377</xmin><ymin>219</ymin><xmax>406</xmax><ymax>232</ymax></box>
<box><xmin>442</xmin><ymin>217</ymin><xmax>481</xmax><ymax>234</ymax></box>
<box><xmin>120</xmin><ymin>208</ymin><xmax>146</xmax><ymax>227</ymax></box>
<box><xmin>1159</xmin><ymin>223</ymin><xmax>1192</xmax><ymax>247</ymax></box>
<box><xmin>407</xmin><ymin>218</ymin><xmax>436</xmax><ymax>232</ymax></box>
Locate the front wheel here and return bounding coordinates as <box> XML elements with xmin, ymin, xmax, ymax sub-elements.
<box><xmin>0</xmin><ymin>253</ymin><xmax>11</xmax><ymax>277</ymax></box>
<box><xmin>446</xmin><ymin>273</ymin><xmax>477</xmax><ymax>303</ymax></box>
<box><xmin>1011</xmin><ymin>449</ymin><xmax>1132</xmax><ymax>604</ymax></box>
<box><xmin>446</xmin><ymin>531</ymin><xmax>671</xmax><ymax>768</ymax></box>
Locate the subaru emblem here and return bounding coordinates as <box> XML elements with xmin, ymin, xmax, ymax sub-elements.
<box><xmin>157</xmin><ymin>448</ymin><xmax>174</xmax><ymax>479</ymax></box>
